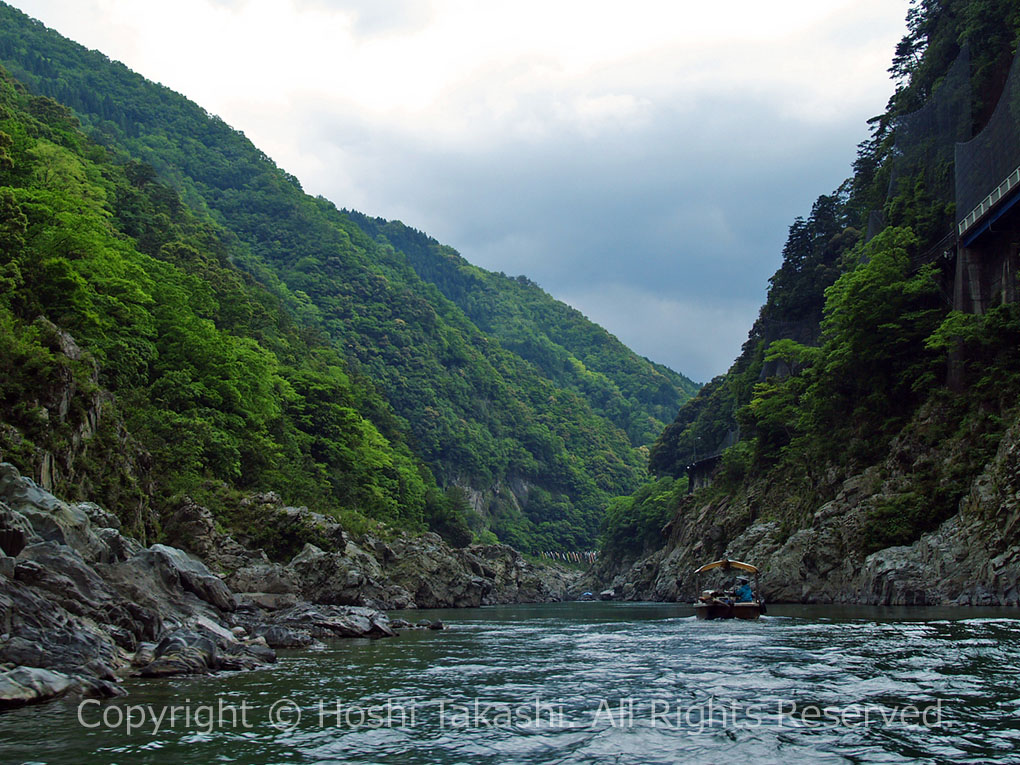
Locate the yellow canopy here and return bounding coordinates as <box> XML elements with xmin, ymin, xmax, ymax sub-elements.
<box><xmin>694</xmin><ymin>558</ymin><xmax>759</xmax><ymax>575</ymax></box>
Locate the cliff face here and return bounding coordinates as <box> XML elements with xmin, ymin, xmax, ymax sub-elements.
<box><xmin>162</xmin><ymin>491</ymin><xmax>576</xmax><ymax>611</ymax></box>
<box><xmin>588</xmin><ymin>402</ymin><xmax>1020</xmax><ymax>606</ymax></box>
<box><xmin>0</xmin><ymin>318</ymin><xmax>155</xmax><ymax>540</ymax></box>
<box><xmin>0</xmin><ymin>461</ymin><xmax>576</xmax><ymax>709</ymax></box>
<box><xmin>605</xmin><ymin>2</ymin><xmax>1020</xmax><ymax>608</ymax></box>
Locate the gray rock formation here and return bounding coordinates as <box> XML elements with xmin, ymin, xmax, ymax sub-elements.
<box><xmin>588</xmin><ymin>411</ymin><xmax>1020</xmax><ymax>607</ymax></box>
<box><xmin>0</xmin><ymin>463</ymin><xmax>396</xmax><ymax>710</ymax></box>
<box><xmin>0</xmin><ymin>459</ymin><xmax>580</xmax><ymax>710</ymax></box>
<box><xmin>160</xmin><ymin>494</ymin><xmax>577</xmax><ymax>611</ymax></box>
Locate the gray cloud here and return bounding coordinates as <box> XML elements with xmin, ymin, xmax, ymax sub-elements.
<box><xmin>13</xmin><ymin>0</ymin><xmax>904</xmax><ymax>383</ymax></box>
<box><xmin>298</xmin><ymin>90</ymin><xmax>868</xmax><ymax>381</ymax></box>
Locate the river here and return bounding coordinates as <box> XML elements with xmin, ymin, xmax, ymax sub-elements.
<box><xmin>1</xmin><ymin>603</ymin><xmax>1018</xmax><ymax>764</ymax></box>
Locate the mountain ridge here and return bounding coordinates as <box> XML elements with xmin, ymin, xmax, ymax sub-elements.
<box><xmin>0</xmin><ymin>1</ymin><xmax>698</xmax><ymax>551</ymax></box>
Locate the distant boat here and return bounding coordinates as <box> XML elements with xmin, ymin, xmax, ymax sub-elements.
<box><xmin>692</xmin><ymin>558</ymin><xmax>764</xmax><ymax>620</ymax></box>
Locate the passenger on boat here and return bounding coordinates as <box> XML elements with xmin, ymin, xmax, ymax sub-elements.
<box><xmin>734</xmin><ymin>577</ymin><xmax>753</xmax><ymax>603</ymax></box>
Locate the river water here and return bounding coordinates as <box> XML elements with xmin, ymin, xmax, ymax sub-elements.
<box><xmin>2</xmin><ymin>603</ymin><xmax>1019</xmax><ymax>764</ymax></box>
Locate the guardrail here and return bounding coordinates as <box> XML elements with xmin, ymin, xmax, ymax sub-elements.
<box><xmin>958</xmin><ymin>166</ymin><xmax>1020</xmax><ymax>238</ymax></box>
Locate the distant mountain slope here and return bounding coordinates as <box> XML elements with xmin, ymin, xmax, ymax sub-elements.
<box><xmin>0</xmin><ymin>2</ymin><xmax>698</xmax><ymax>550</ymax></box>
<box><xmin>345</xmin><ymin>213</ymin><xmax>699</xmax><ymax>448</ymax></box>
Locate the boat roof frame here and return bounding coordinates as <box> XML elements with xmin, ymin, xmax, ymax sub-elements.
<box><xmin>693</xmin><ymin>558</ymin><xmax>759</xmax><ymax>575</ymax></box>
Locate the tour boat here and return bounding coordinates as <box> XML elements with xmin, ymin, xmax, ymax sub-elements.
<box><xmin>692</xmin><ymin>558</ymin><xmax>764</xmax><ymax>620</ymax></box>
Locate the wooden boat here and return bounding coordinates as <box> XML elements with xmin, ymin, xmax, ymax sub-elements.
<box><xmin>692</xmin><ymin>559</ymin><xmax>764</xmax><ymax>620</ymax></box>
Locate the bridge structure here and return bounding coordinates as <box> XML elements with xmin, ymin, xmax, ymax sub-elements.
<box><xmin>859</xmin><ymin>42</ymin><xmax>1020</xmax><ymax>317</ymax></box>
<box><xmin>952</xmin><ymin>44</ymin><xmax>1020</xmax><ymax>314</ymax></box>
<box><xmin>884</xmin><ymin>43</ymin><xmax>1020</xmax><ymax>314</ymax></box>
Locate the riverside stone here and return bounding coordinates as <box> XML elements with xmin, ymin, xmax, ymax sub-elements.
<box><xmin>0</xmin><ymin>666</ymin><xmax>75</xmax><ymax>708</ymax></box>
<box><xmin>0</xmin><ymin>460</ymin><xmax>580</xmax><ymax>710</ymax></box>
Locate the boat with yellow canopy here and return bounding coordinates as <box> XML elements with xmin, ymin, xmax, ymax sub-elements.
<box><xmin>692</xmin><ymin>558</ymin><xmax>764</xmax><ymax>620</ymax></box>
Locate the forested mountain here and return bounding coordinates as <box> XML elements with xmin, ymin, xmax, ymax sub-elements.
<box><xmin>0</xmin><ymin>66</ymin><xmax>435</xmax><ymax>539</ymax></box>
<box><xmin>595</xmin><ymin>0</ymin><xmax>1020</xmax><ymax>604</ymax></box>
<box><xmin>0</xmin><ymin>2</ymin><xmax>697</xmax><ymax>552</ymax></box>
<box><xmin>345</xmin><ymin>212</ymin><xmax>699</xmax><ymax>447</ymax></box>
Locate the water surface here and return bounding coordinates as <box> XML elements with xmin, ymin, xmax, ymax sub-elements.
<box><xmin>2</xmin><ymin>603</ymin><xmax>1018</xmax><ymax>764</ymax></box>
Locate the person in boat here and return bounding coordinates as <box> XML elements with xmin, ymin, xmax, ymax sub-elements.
<box><xmin>734</xmin><ymin>576</ymin><xmax>753</xmax><ymax>603</ymax></box>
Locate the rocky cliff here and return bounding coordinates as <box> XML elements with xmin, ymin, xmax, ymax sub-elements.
<box><xmin>586</xmin><ymin>404</ymin><xmax>1020</xmax><ymax>607</ymax></box>
<box><xmin>0</xmin><ymin>463</ymin><xmax>576</xmax><ymax>710</ymax></box>
<box><xmin>161</xmin><ymin>491</ymin><xmax>575</xmax><ymax>610</ymax></box>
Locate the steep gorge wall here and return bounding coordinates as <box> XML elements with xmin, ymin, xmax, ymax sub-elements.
<box><xmin>588</xmin><ymin>402</ymin><xmax>1020</xmax><ymax>606</ymax></box>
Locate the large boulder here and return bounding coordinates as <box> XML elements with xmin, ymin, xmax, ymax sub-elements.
<box><xmin>464</xmin><ymin>543</ymin><xmax>574</xmax><ymax>604</ymax></box>
<box><xmin>239</xmin><ymin>602</ymin><xmax>395</xmax><ymax>641</ymax></box>
<box><xmin>253</xmin><ymin>624</ymin><xmax>315</xmax><ymax>648</ymax></box>
<box><xmin>0</xmin><ymin>502</ymin><xmax>36</xmax><ymax>557</ymax></box>
<box><xmin>0</xmin><ymin>462</ymin><xmax>277</xmax><ymax>708</ymax></box>
<box><xmin>159</xmin><ymin>496</ymin><xmax>258</xmax><ymax>572</ymax></box>
<box><xmin>228</xmin><ymin>561</ymin><xmax>301</xmax><ymax>597</ymax></box>
<box><xmin>377</xmin><ymin>533</ymin><xmax>490</xmax><ymax>608</ymax></box>
<box><xmin>0</xmin><ymin>464</ymin><xmax>109</xmax><ymax>563</ymax></box>
<box><xmin>286</xmin><ymin>543</ymin><xmax>415</xmax><ymax>609</ymax></box>
<box><xmin>132</xmin><ymin>544</ymin><xmax>237</xmax><ymax>612</ymax></box>
<box><xmin>137</xmin><ymin>630</ymin><xmax>220</xmax><ymax>677</ymax></box>
<box><xmin>0</xmin><ymin>666</ymin><xmax>77</xmax><ymax>709</ymax></box>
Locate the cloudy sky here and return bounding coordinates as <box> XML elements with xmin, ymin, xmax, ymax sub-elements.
<box><xmin>16</xmin><ymin>0</ymin><xmax>908</xmax><ymax>382</ymax></box>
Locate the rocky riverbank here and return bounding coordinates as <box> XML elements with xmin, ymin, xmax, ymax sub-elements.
<box><xmin>585</xmin><ymin>408</ymin><xmax>1020</xmax><ymax>607</ymax></box>
<box><xmin>162</xmin><ymin>491</ymin><xmax>576</xmax><ymax>610</ymax></box>
<box><xmin>0</xmin><ymin>463</ymin><xmax>576</xmax><ymax>710</ymax></box>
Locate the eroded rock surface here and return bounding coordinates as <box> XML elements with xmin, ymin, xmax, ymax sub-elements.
<box><xmin>585</xmin><ymin>412</ymin><xmax>1020</xmax><ymax>607</ymax></box>
<box><xmin>0</xmin><ymin>463</ymin><xmax>397</xmax><ymax>710</ymax></box>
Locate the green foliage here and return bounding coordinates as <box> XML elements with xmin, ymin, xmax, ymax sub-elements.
<box><xmin>807</xmin><ymin>228</ymin><xmax>943</xmax><ymax>443</ymax></box>
<box><xmin>715</xmin><ymin>440</ymin><xmax>754</xmax><ymax>488</ymax></box>
<box><xmin>649</xmin><ymin>194</ymin><xmax>858</xmax><ymax>476</ymax></box>
<box><xmin>424</xmin><ymin>486</ymin><xmax>474</xmax><ymax>548</ymax></box>
<box><xmin>857</xmin><ymin>396</ymin><xmax>1003</xmax><ymax>554</ymax></box>
<box><xmin>861</xmin><ymin>492</ymin><xmax>929</xmax><ymax>553</ymax></box>
<box><xmin>766</xmin><ymin>195</ymin><xmax>858</xmax><ymax>320</ymax></box>
<box><xmin>928</xmin><ymin>303</ymin><xmax>1020</xmax><ymax>407</ymax></box>
<box><xmin>344</xmin><ymin>212</ymin><xmax>700</xmax><ymax>446</ymax></box>
<box><xmin>736</xmin><ymin>227</ymin><xmax>945</xmax><ymax>472</ymax></box>
<box><xmin>0</xmin><ymin>3</ymin><xmax>693</xmax><ymax>549</ymax></box>
<box><xmin>475</xmin><ymin>529</ymin><xmax>500</xmax><ymax>546</ymax></box>
<box><xmin>0</xmin><ymin>63</ymin><xmax>431</xmax><ymax>537</ymax></box>
<box><xmin>598</xmin><ymin>476</ymin><xmax>687</xmax><ymax>558</ymax></box>
<box><xmin>764</xmin><ymin>339</ymin><xmax>821</xmax><ymax>369</ymax></box>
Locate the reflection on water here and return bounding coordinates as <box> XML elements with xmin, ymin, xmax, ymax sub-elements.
<box><xmin>2</xmin><ymin>602</ymin><xmax>1019</xmax><ymax>764</ymax></box>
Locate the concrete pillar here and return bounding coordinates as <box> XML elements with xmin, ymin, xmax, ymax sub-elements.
<box><xmin>948</xmin><ymin>244</ymin><xmax>972</xmax><ymax>390</ymax></box>
<box><xmin>953</xmin><ymin>244</ymin><xmax>967</xmax><ymax>312</ymax></box>
<box><xmin>954</xmin><ymin>246</ymin><xmax>988</xmax><ymax>315</ymax></box>
<box><xmin>1004</xmin><ymin>244</ymin><xmax>1019</xmax><ymax>305</ymax></box>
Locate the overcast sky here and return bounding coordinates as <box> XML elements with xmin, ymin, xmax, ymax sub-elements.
<box><xmin>15</xmin><ymin>0</ymin><xmax>908</xmax><ymax>382</ymax></box>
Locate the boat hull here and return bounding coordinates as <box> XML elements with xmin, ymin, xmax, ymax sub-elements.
<box><xmin>694</xmin><ymin>600</ymin><xmax>761</xmax><ymax>620</ymax></box>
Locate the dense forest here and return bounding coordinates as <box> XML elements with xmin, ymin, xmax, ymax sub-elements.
<box><xmin>600</xmin><ymin>0</ymin><xmax>1020</xmax><ymax>562</ymax></box>
<box><xmin>344</xmin><ymin>212</ymin><xmax>699</xmax><ymax>448</ymax></box>
<box><xmin>0</xmin><ymin>2</ymin><xmax>698</xmax><ymax>553</ymax></box>
<box><xmin>0</xmin><ymin>64</ymin><xmax>448</xmax><ymax>542</ymax></box>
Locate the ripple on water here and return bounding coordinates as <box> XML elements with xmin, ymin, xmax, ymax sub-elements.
<box><xmin>1</xmin><ymin>603</ymin><xmax>1019</xmax><ymax>764</ymax></box>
